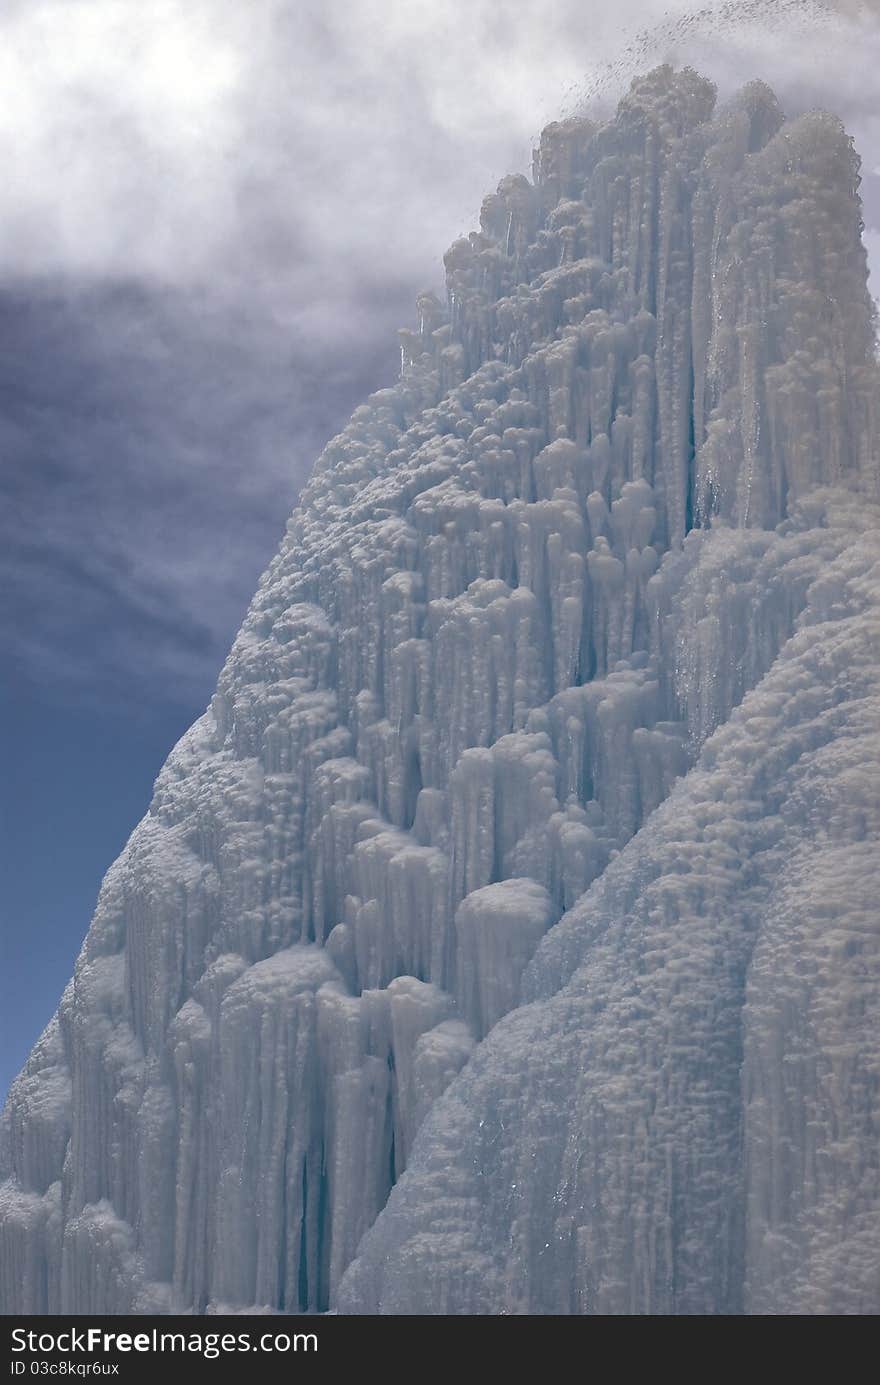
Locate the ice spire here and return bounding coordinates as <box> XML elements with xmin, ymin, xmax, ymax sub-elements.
<box><xmin>2</xmin><ymin>67</ymin><xmax>878</xmax><ymax>1316</ymax></box>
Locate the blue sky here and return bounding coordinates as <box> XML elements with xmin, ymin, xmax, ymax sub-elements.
<box><xmin>2</xmin><ymin>0</ymin><xmax>879</xmax><ymax>1098</ymax></box>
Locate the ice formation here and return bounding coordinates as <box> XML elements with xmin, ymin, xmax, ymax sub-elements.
<box><xmin>2</xmin><ymin>67</ymin><xmax>878</xmax><ymax>1316</ymax></box>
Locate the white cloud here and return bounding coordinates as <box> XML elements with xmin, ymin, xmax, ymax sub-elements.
<box><xmin>0</xmin><ymin>1</ymin><xmax>875</xmax><ymax>292</ymax></box>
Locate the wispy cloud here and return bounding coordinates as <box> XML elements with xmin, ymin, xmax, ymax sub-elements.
<box><xmin>2</xmin><ymin>2</ymin><xmax>874</xmax><ymax>283</ymax></box>
<box><xmin>0</xmin><ymin>278</ymin><xmax>408</xmax><ymax>711</ymax></box>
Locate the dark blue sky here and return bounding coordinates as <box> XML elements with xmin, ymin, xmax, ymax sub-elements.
<box><xmin>1</xmin><ymin>694</ymin><xmax>191</xmax><ymax>1096</ymax></box>
<box><xmin>2</xmin><ymin>0</ymin><xmax>878</xmax><ymax>1100</ymax></box>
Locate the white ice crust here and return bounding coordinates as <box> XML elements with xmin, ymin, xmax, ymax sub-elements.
<box><xmin>2</xmin><ymin>67</ymin><xmax>878</xmax><ymax>1315</ymax></box>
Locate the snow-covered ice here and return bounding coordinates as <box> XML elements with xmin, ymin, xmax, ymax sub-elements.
<box><xmin>2</xmin><ymin>66</ymin><xmax>878</xmax><ymax>1315</ymax></box>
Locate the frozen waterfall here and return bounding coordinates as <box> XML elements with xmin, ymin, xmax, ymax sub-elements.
<box><xmin>2</xmin><ymin>66</ymin><xmax>878</xmax><ymax>1316</ymax></box>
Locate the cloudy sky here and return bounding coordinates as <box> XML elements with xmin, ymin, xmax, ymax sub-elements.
<box><xmin>2</xmin><ymin>0</ymin><xmax>879</xmax><ymax>1096</ymax></box>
